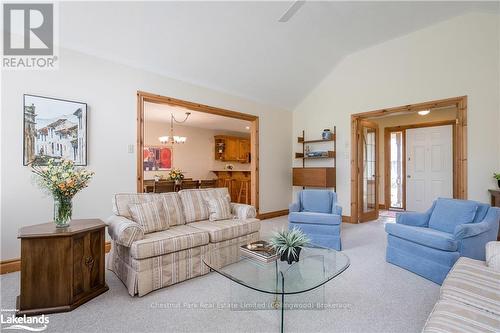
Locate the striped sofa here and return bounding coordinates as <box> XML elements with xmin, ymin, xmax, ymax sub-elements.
<box><xmin>106</xmin><ymin>188</ymin><xmax>260</xmax><ymax>296</ymax></box>
<box><xmin>422</xmin><ymin>241</ymin><xmax>500</xmax><ymax>332</ymax></box>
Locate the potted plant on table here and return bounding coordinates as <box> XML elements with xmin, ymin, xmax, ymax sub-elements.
<box><xmin>269</xmin><ymin>228</ymin><xmax>310</xmax><ymax>264</ymax></box>
<box><xmin>31</xmin><ymin>159</ymin><xmax>94</xmax><ymax>228</ymax></box>
<box><xmin>169</xmin><ymin>168</ymin><xmax>185</xmax><ymax>185</ymax></box>
<box><xmin>494</xmin><ymin>173</ymin><xmax>500</xmax><ymax>188</ymax></box>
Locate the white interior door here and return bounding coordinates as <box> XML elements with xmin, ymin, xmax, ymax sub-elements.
<box><xmin>406</xmin><ymin>125</ymin><xmax>453</xmax><ymax>212</ymax></box>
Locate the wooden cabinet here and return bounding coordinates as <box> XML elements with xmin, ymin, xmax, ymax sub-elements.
<box><xmin>489</xmin><ymin>189</ymin><xmax>500</xmax><ymax>240</ymax></box>
<box><xmin>238</xmin><ymin>139</ymin><xmax>250</xmax><ymax>161</ymax></box>
<box><xmin>293</xmin><ymin>167</ymin><xmax>336</xmax><ymax>187</ymax></box>
<box><xmin>214</xmin><ymin>135</ymin><xmax>250</xmax><ymax>163</ymax></box>
<box><xmin>17</xmin><ymin>219</ymin><xmax>108</xmax><ymax>316</ymax></box>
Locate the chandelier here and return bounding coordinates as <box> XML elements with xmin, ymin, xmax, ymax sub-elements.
<box><xmin>158</xmin><ymin>112</ymin><xmax>191</xmax><ymax>145</ymax></box>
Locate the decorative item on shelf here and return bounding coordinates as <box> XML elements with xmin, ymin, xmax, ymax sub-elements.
<box><xmin>306</xmin><ymin>150</ymin><xmax>329</xmax><ymax>158</ymax></box>
<box><xmin>269</xmin><ymin>228</ymin><xmax>310</xmax><ymax>264</ymax></box>
<box><xmin>169</xmin><ymin>168</ymin><xmax>185</xmax><ymax>185</ymax></box>
<box><xmin>154</xmin><ymin>174</ymin><xmax>164</xmax><ymax>182</ymax></box>
<box><xmin>322</xmin><ymin>129</ymin><xmax>332</xmax><ymax>140</ymax></box>
<box><xmin>494</xmin><ymin>173</ymin><xmax>500</xmax><ymax>188</ymax></box>
<box><xmin>225</xmin><ymin>164</ymin><xmax>234</xmax><ymax>170</ymax></box>
<box><xmin>31</xmin><ymin>158</ymin><xmax>94</xmax><ymax>228</ymax></box>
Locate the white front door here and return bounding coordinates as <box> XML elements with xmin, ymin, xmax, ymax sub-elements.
<box><xmin>406</xmin><ymin>125</ymin><xmax>453</xmax><ymax>212</ymax></box>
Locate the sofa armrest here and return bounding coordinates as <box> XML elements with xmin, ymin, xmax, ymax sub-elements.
<box><xmin>454</xmin><ymin>221</ymin><xmax>491</xmax><ymax>240</ymax></box>
<box><xmin>486</xmin><ymin>241</ymin><xmax>500</xmax><ymax>271</ymax></box>
<box><xmin>106</xmin><ymin>215</ymin><xmax>145</xmax><ymax>247</ymax></box>
<box><xmin>231</xmin><ymin>203</ymin><xmax>257</xmax><ymax>219</ymax></box>
<box><xmin>289</xmin><ymin>202</ymin><xmax>300</xmax><ymax>213</ymax></box>
<box><xmin>396</xmin><ymin>212</ymin><xmax>430</xmax><ymax>227</ymax></box>
<box><xmin>332</xmin><ymin>205</ymin><xmax>342</xmax><ymax>216</ymax></box>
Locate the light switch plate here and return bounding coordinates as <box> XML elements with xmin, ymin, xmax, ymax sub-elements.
<box><xmin>128</xmin><ymin>144</ymin><xmax>135</xmax><ymax>154</ymax></box>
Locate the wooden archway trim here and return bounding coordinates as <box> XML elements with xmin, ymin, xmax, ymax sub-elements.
<box><xmin>136</xmin><ymin>91</ymin><xmax>260</xmax><ymax>212</ymax></box>
<box><xmin>350</xmin><ymin>96</ymin><xmax>467</xmax><ymax>223</ymax></box>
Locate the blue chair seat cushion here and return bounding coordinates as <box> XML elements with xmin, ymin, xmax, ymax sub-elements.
<box><xmin>288</xmin><ymin>212</ymin><xmax>341</xmax><ymax>225</ymax></box>
<box><xmin>385</xmin><ymin>223</ymin><xmax>457</xmax><ymax>251</ymax></box>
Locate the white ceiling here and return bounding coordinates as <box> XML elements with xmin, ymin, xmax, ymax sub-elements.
<box><xmin>60</xmin><ymin>1</ymin><xmax>498</xmax><ymax>110</ymax></box>
<box><xmin>144</xmin><ymin>102</ymin><xmax>251</xmax><ymax>133</ymax></box>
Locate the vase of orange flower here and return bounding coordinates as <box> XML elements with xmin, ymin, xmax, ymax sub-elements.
<box><xmin>32</xmin><ymin>159</ymin><xmax>94</xmax><ymax>228</ymax></box>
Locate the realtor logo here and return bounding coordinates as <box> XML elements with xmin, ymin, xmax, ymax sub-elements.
<box><xmin>2</xmin><ymin>3</ymin><xmax>58</xmax><ymax>69</ymax></box>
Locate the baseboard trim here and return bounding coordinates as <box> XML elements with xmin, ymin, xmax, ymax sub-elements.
<box><xmin>342</xmin><ymin>215</ymin><xmax>356</xmax><ymax>223</ymax></box>
<box><xmin>1</xmin><ymin>241</ymin><xmax>112</xmax><ymax>275</ymax></box>
<box><xmin>258</xmin><ymin>209</ymin><xmax>289</xmax><ymax>220</ymax></box>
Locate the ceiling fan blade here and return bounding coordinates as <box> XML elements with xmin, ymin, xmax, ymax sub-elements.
<box><xmin>278</xmin><ymin>1</ymin><xmax>305</xmax><ymax>22</ymax></box>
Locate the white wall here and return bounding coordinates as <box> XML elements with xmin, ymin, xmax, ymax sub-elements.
<box><xmin>1</xmin><ymin>48</ymin><xmax>292</xmax><ymax>261</ymax></box>
<box><xmin>293</xmin><ymin>13</ymin><xmax>500</xmax><ymax>216</ymax></box>
<box><xmin>143</xmin><ymin>122</ymin><xmax>250</xmax><ymax>180</ymax></box>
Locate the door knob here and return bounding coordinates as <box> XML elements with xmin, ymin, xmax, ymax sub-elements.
<box><xmin>407</xmin><ymin>175</ymin><xmax>411</xmax><ymax>178</ymax></box>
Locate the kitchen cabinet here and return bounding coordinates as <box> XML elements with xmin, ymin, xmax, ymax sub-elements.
<box><xmin>214</xmin><ymin>135</ymin><xmax>250</xmax><ymax>163</ymax></box>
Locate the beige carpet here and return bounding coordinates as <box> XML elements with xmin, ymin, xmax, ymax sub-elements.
<box><xmin>0</xmin><ymin>216</ymin><xmax>440</xmax><ymax>333</ymax></box>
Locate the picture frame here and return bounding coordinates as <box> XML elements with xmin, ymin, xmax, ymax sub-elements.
<box><xmin>23</xmin><ymin>94</ymin><xmax>88</xmax><ymax>166</ymax></box>
<box><xmin>143</xmin><ymin>146</ymin><xmax>172</xmax><ymax>171</ymax></box>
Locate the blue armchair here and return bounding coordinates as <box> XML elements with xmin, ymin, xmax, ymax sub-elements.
<box><xmin>288</xmin><ymin>190</ymin><xmax>342</xmax><ymax>250</ymax></box>
<box><xmin>385</xmin><ymin>198</ymin><xmax>500</xmax><ymax>284</ymax></box>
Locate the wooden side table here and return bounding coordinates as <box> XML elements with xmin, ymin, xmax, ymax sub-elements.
<box><xmin>489</xmin><ymin>189</ymin><xmax>500</xmax><ymax>241</ymax></box>
<box><xmin>17</xmin><ymin>219</ymin><xmax>108</xmax><ymax>316</ymax></box>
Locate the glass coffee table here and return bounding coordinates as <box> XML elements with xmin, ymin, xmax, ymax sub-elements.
<box><xmin>203</xmin><ymin>244</ymin><xmax>350</xmax><ymax>333</ymax></box>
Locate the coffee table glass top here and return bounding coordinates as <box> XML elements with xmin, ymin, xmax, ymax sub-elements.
<box><xmin>203</xmin><ymin>245</ymin><xmax>350</xmax><ymax>295</ymax></box>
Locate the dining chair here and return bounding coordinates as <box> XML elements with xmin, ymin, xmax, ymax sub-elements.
<box><xmin>154</xmin><ymin>180</ymin><xmax>175</xmax><ymax>193</ymax></box>
<box><xmin>199</xmin><ymin>179</ymin><xmax>217</xmax><ymax>189</ymax></box>
<box><xmin>181</xmin><ymin>180</ymin><xmax>199</xmax><ymax>190</ymax></box>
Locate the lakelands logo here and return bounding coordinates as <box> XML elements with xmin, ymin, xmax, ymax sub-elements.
<box><xmin>1</xmin><ymin>313</ymin><xmax>49</xmax><ymax>331</ymax></box>
<box><xmin>2</xmin><ymin>3</ymin><xmax>59</xmax><ymax>69</ymax></box>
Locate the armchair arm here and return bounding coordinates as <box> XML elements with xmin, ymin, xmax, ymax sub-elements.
<box><xmin>106</xmin><ymin>215</ymin><xmax>144</xmax><ymax>247</ymax></box>
<box><xmin>231</xmin><ymin>203</ymin><xmax>257</xmax><ymax>219</ymax></box>
<box><xmin>454</xmin><ymin>221</ymin><xmax>491</xmax><ymax>239</ymax></box>
<box><xmin>396</xmin><ymin>212</ymin><xmax>430</xmax><ymax>227</ymax></box>
<box><xmin>289</xmin><ymin>202</ymin><xmax>300</xmax><ymax>213</ymax></box>
<box><xmin>332</xmin><ymin>205</ymin><xmax>342</xmax><ymax>216</ymax></box>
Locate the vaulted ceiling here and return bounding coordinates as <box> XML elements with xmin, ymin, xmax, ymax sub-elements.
<box><xmin>60</xmin><ymin>1</ymin><xmax>498</xmax><ymax>110</ymax></box>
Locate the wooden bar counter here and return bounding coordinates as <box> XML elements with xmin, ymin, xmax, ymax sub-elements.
<box><xmin>211</xmin><ymin>170</ymin><xmax>251</xmax><ymax>204</ymax></box>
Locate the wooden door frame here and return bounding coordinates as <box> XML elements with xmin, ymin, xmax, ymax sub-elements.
<box><xmin>136</xmin><ymin>91</ymin><xmax>260</xmax><ymax>212</ymax></box>
<box><xmin>384</xmin><ymin>120</ymin><xmax>456</xmax><ymax>211</ymax></box>
<box><xmin>351</xmin><ymin>96</ymin><xmax>467</xmax><ymax>223</ymax></box>
<box><xmin>358</xmin><ymin>120</ymin><xmax>380</xmax><ymax>222</ymax></box>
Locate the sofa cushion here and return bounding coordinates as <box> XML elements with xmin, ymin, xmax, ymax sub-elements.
<box><xmin>300</xmin><ymin>190</ymin><xmax>333</xmax><ymax>214</ymax></box>
<box><xmin>441</xmin><ymin>257</ymin><xmax>500</xmax><ymax>315</ymax></box>
<box><xmin>113</xmin><ymin>192</ymin><xmax>185</xmax><ymax>226</ymax></box>
<box><xmin>204</xmin><ymin>193</ymin><xmax>232</xmax><ymax>221</ymax></box>
<box><xmin>179</xmin><ymin>188</ymin><xmax>230</xmax><ymax>223</ymax></box>
<box><xmin>422</xmin><ymin>299</ymin><xmax>500</xmax><ymax>333</ymax></box>
<box><xmin>129</xmin><ymin>200</ymin><xmax>169</xmax><ymax>234</ymax></box>
<box><xmin>289</xmin><ymin>212</ymin><xmax>341</xmax><ymax>225</ymax></box>
<box><xmin>385</xmin><ymin>223</ymin><xmax>457</xmax><ymax>251</ymax></box>
<box><xmin>129</xmin><ymin>224</ymin><xmax>209</xmax><ymax>259</ymax></box>
<box><xmin>428</xmin><ymin>198</ymin><xmax>478</xmax><ymax>233</ymax></box>
<box><xmin>189</xmin><ymin>218</ymin><xmax>260</xmax><ymax>242</ymax></box>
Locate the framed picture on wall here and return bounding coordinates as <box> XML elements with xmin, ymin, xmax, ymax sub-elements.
<box><xmin>23</xmin><ymin>94</ymin><xmax>88</xmax><ymax>166</ymax></box>
<box><xmin>143</xmin><ymin>146</ymin><xmax>172</xmax><ymax>171</ymax></box>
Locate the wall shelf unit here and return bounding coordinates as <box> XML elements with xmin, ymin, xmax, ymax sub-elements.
<box><xmin>293</xmin><ymin>126</ymin><xmax>336</xmax><ymax>189</ymax></box>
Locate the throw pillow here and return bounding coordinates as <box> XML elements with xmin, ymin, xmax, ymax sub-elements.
<box><xmin>128</xmin><ymin>200</ymin><xmax>169</xmax><ymax>233</ymax></box>
<box><xmin>486</xmin><ymin>241</ymin><xmax>500</xmax><ymax>272</ymax></box>
<box><xmin>203</xmin><ymin>191</ymin><xmax>232</xmax><ymax>221</ymax></box>
<box><xmin>428</xmin><ymin>198</ymin><xmax>478</xmax><ymax>233</ymax></box>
